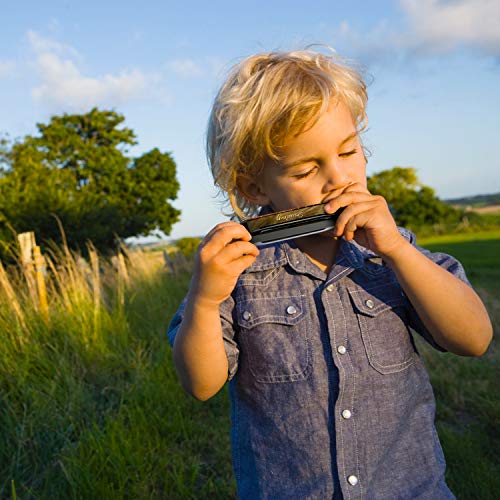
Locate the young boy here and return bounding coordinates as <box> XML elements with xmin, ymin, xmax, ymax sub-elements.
<box><xmin>168</xmin><ymin>48</ymin><xmax>492</xmax><ymax>499</ymax></box>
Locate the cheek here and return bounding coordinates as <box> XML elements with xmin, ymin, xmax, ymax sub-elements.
<box><xmin>269</xmin><ymin>184</ymin><xmax>317</xmax><ymax>211</ymax></box>
<box><xmin>353</xmin><ymin>160</ymin><xmax>367</xmax><ymax>185</ymax></box>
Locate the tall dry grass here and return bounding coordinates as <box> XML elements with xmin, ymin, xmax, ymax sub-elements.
<box><xmin>0</xmin><ymin>240</ymin><xmax>235</xmax><ymax>498</ymax></box>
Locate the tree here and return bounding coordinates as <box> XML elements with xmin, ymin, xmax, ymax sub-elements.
<box><xmin>367</xmin><ymin>167</ymin><xmax>461</xmax><ymax>229</ymax></box>
<box><xmin>0</xmin><ymin>109</ymin><xmax>180</xmax><ymax>254</ymax></box>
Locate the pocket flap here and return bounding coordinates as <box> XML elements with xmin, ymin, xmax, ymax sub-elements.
<box><xmin>236</xmin><ymin>295</ymin><xmax>306</xmax><ymax>328</ymax></box>
<box><xmin>348</xmin><ymin>285</ymin><xmax>407</xmax><ymax>317</ymax></box>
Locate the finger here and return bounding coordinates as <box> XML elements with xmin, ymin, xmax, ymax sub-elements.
<box><xmin>343</xmin><ymin>216</ymin><xmax>362</xmax><ymax>241</ymax></box>
<box><xmin>231</xmin><ymin>253</ymin><xmax>259</xmax><ymax>275</ymax></box>
<box><xmin>203</xmin><ymin>221</ymin><xmax>248</xmax><ymax>243</ymax></box>
<box><xmin>219</xmin><ymin>240</ymin><xmax>259</xmax><ymax>262</ymax></box>
<box><xmin>202</xmin><ymin>223</ymin><xmax>252</xmax><ymax>254</ymax></box>
<box><xmin>208</xmin><ymin>242</ymin><xmax>259</xmax><ymax>279</ymax></box>
<box><xmin>343</xmin><ymin>181</ymin><xmax>370</xmax><ymax>195</ymax></box>
<box><xmin>198</xmin><ymin>225</ymin><xmax>252</xmax><ymax>266</ymax></box>
<box><xmin>334</xmin><ymin>200</ymin><xmax>380</xmax><ymax>236</ymax></box>
<box><xmin>324</xmin><ymin>191</ymin><xmax>374</xmax><ymax>214</ymax></box>
<box><xmin>342</xmin><ymin>208</ymin><xmax>380</xmax><ymax>241</ymax></box>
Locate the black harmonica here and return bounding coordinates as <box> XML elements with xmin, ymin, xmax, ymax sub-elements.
<box><xmin>241</xmin><ymin>203</ymin><xmax>344</xmax><ymax>245</ymax></box>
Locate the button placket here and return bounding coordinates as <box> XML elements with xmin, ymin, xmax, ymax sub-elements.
<box><xmin>325</xmin><ymin>280</ymin><xmax>360</xmax><ymax>497</ymax></box>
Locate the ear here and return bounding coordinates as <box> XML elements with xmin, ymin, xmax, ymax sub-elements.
<box><xmin>236</xmin><ymin>174</ymin><xmax>271</xmax><ymax>207</ymax></box>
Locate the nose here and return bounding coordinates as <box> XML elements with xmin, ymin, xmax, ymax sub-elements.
<box><xmin>321</xmin><ymin>159</ymin><xmax>351</xmax><ymax>192</ymax></box>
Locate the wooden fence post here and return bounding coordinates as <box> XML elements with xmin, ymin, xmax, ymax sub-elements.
<box><xmin>18</xmin><ymin>232</ymin><xmax>37</xmax><ymax>304</ymax></box>
<box><xmin>163</xmin><ymin>250</ymin><xmax>177</xmax><ymax>274</ymax></box>
<box><xmin>33</xmin><ymin>245</ymin><xmax>49</xmax><ymax>322</ymax></box>
<box><xmin>18</xmin><ymin>232</ymin><xmax>35</xmax><ymax>273</ymax></box>
<box><xmin>18</xmin><ymin>232</ymin><xmax>49</xmax><ymax>321</ymax></box>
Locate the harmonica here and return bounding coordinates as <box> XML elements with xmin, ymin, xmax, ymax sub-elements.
<box><xmin>241</xmin><ymin>203</ymin><xmax>344</xmax><ymax>245</ymax></box>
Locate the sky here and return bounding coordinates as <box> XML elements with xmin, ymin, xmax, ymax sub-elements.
<box><xmin>1</xmin><ymin>0</ymin><xmax>499</xmax><ymax>240</ymax></box>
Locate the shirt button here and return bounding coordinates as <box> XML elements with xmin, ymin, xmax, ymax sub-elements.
<box><xmin>348</xmin><ymin>475</ymin><xmax>359</xmax><ymax>486</ymax></box>
<box><xmin>286</xmin><ymin>305</ymin><xmax>297</xmax><ymax>315</ymax></box>
<box><xmin>326</xmin><ymin>284</ymin><xmax>334</xmax><ymax>292</ymax></box>
<box><xmin>342</xmin><ymin>409</ymin><xmax>352</xmax><ymax>419</ymax></box>
<box><xmin>242</xmin><ymin>311</ymin><xmax>251</xmax><ymax>320</ymax></box>
<box><xmin>365</xmin><ymin>299</ymin><xmax>374</xmax><ymax>309</ymax></box>
<box><xmin>337</xmin><ymin>345</ymin><xmax>347</xmax><ymax>355</ymax></box>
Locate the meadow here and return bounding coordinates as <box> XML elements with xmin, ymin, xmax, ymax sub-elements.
<box><xmin>0</xmin><ymin>230</ymin><xmax>498</xmax><ymax>499</ymax></box>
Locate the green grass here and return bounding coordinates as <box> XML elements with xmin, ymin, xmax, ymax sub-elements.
<box><xmin>0</xmin><ymin>251</ymin><xmax>235</xmax><ymax>499</ymax></box>
<box><xmin>1</xmin><ymin>231</ymin><xmax>498</xmax><ymax>499</ymax></box>
<box><xmin>419</xmin><ymin>230</ymin><xmax>500</xmax><ymax>292</ymax></box>
<box><xmin>415</xmin><ymin>229</ymin><xmax>500</xmax><ymax>499</ymax></box>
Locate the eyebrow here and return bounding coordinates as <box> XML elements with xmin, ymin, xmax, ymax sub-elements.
<box><xmin>282</xmin><ymin>131</ymin><xmax>359</xmax><ymax>169</ymax></box>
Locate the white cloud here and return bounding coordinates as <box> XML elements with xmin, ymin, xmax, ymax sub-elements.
<box><xmin>332</xmin><ymin>20</ymin><xmax>405</xmax><ymax>64</ymax></box>
<box><xmin>27</xmin><ymin>30</ymin><xmax>80</xmax><ymax>59</ymax></box>
<box><xmin>402</xmin><ymin>0</ymin><xmax>500</xmax><ymax>54</ymax></box>
<box><xmin>28</xmin><ymin>31</ymin><xmax>154</xmax><ymax>111</ymax></box>
<box><xmin>332</xmin><ymin>0</ymin><xmax>500</xmax><ymax>64</ymax></box>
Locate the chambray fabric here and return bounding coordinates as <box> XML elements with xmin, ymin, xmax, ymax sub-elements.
<box><xmin>168</xmin><ymin>227</ymin><xmax>469</xmax><ymax>499</ymax></box>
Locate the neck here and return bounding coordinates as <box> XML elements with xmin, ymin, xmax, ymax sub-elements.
<box><xmin>294</xmin><ymin>233</ymin><xmax>341</xmax><ymax>274</ymax></box>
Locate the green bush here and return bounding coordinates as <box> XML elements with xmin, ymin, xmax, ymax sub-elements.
<box><xmin>176</xmin><ymin>237</ymin><xmax>201</xmax><ymax>257</ymax></box>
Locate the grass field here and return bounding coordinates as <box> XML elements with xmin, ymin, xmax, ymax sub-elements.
<box><xmin>419</xmin><ymin>230</ymin><xmax>500</xmax><ymax>293</ymax></box>
<box><xmin>0</xmin><ymin>231</ymin><xmax>498</xmax><ymax>499</ymax></box>
<box><xmin>417</xmin><ymin>230</ymin><xmax>500</xmax><ymax>499</ymax></box>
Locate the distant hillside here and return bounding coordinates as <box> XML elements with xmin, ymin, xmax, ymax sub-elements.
<box><xmin>445</xmin><ymin>192</ymin><xmax>500</xmax><ymax>207</ymax></box>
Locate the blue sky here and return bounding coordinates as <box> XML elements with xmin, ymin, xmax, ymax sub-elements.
<box><xmin>1</xmin><ymin>0</ymin><xmax>499</xmax><ymax>240</ymax></box>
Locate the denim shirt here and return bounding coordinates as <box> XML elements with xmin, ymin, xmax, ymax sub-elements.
<box><xmin>168</xmin><ymin>227</ymin><xmax>469</xmax><ymax>499</ymax></box>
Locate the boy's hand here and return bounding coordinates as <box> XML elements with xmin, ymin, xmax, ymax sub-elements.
<box><xmin>190</xmin><ymin>222</ymin><xmax>259</xmax><ymax>308</ymax></box>
<box><xmin>324</xmin><ymin>182</ymin><xmax>408</xmax><ymax>259</ymax></box>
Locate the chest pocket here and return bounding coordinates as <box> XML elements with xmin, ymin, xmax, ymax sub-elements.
<box><xmin>236</xmin><ymin>295</ymin><xmax>311</xmax><ymax>383</ymax></box>
<box><xmin>348</xmin><ymin>285</ymin><xmax>416</xmax><ymax>374</ymax></box>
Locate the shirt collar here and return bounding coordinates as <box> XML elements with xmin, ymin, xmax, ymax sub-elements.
<box><xmin>283</xmin><ymin>237</ymin><xmax>374</xmax><ymax>280</ymax></box>
<box><xmin>245</xmin><ymin>206</ymin><xmax>413</xmax><ymax>277</ymax></box>
<box><xmin>244</xmin><ymin>237</ymin><xmax>375</xmax><ymax>279</ymax></box>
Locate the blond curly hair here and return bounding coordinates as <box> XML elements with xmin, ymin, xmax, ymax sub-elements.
<box><xmin>206</xmin><ymin>47</ymin><xmax>368</xmax><ymax>219</ymax></box>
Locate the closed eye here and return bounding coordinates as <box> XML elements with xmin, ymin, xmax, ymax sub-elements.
<box><xmin>292</xmin><ymin>167</ymin><xmax>317</xmax><ymax>179</ymax></box>
<box><xmin>339</xmin><ymin>149</ymin><xmax>358</xmax><ymax>158</ymax></box>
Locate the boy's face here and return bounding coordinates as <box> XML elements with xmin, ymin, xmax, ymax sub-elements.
<box><xmin>244</xmin><ymin>100</ymin><xmax>367</xmax><ymax>212</ymax></box>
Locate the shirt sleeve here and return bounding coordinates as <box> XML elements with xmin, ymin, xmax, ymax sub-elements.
<box><xmin>167</xmin><ymin>294</ymin><xmax>240</xmax><ymax>381</ymax></box>
<box><xmin>398</xmin><ymin>227</ymin><xmax>473</xmax><ymax>352</ymax></box>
